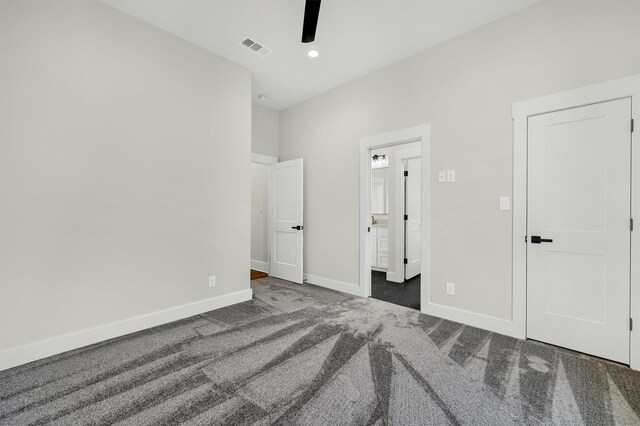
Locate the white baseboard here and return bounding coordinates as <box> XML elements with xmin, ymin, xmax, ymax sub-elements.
<box><xmin>422</xmin><ymin>301</ymin><xmax>520</xmax><ymax>339</ymax></box>
<box><xmin>385</xmin><ymin>270</ymin><xmax>404</xmax><ymax>283</ymax></box>
<box><xmin>304</xmin><ymin>273</ymin><xmax>365</xmax><ymax>297</ymax></box>
<box><xmin>0</xmin><ymin>288</ymin><xmax>253</xmax><ymax>372</ymax></box>
<box><xmin>250</xmin><ymin>260</ymin><xmax>269</xmax><ymax>273</ymax></box>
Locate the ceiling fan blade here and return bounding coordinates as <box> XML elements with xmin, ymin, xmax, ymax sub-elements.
<box><xmin>301</xmin><ymin>0</ymin><xmax>321</xmax><ymax>43</ymax></box>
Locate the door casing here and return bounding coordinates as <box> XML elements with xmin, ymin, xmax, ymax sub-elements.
<box><xmin>359</xmin><ymin>124</ymin><xmax>431</xmax><ymax>302</ymax></box>
<box><xmin>512</xmin><ymin>74</ymin><xmax>640</xmax><ymax>369</ymax></box>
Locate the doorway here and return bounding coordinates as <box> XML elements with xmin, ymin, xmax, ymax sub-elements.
<box><xmin>359</xmin><ymin>124</ymin><xmax>431</xmax><ymax>310</ymax></box>
<box><xmin>250</xmin><ymin>154</ymin><xmax>305</xmax><ymax>284</ymax></box>
<box><xmin>526</xmin><ymin>98</ymin><xmax>631</xmax><ymax>363</ymax></box>
<box><xmin>250</xmin><ymin>154</ymin><xmax>277</xmax><ymax>279</ymax></box>
<box><xmin>512</xmin><ymin>74</ymin><xmax>639</xmax><ymax>367</ymax></box>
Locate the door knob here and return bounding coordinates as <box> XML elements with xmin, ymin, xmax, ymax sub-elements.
<box><xmin>531</xmin><ymin>235</ymin><xmax>553</xmax><ymax>244</ymax></box>
<box><xmin>291</xmin><ymin>225</ymin><xmax>303</xmax><ymax>230</ymax></box>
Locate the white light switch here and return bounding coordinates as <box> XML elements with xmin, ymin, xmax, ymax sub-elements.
<box><xmin>499</xmin><ymin>196</ymin><xmax>511</xmax><ymax>211</ymax></box>
<box><xmin>438</xmin><ymin>171</ymin><xmax>446</xmax><ymax>183</ymax></box>
<box><xmin>446</xmin><ymin>170</ymin><xmax>456</xmax><ymax>183</ymax></box>
<box><xmin>209</xmin><ymin>276</ymin><xmax>216</xmax><ymax>288</ymax></box>
<box><xmin>446</xmin><ymin>282</ymin><xmax>455</xmax><ymax>295</ymax></box>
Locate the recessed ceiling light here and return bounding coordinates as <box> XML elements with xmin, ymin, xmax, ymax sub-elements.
<box><xmin>307</xmin><ymin>49</ymin><xmax>319</xmax><ymax>58</ymax></box>
<box><xmin>258</xmin><ymin>94</ymin><xmax>268</xmax><ymax>101</ymax></box>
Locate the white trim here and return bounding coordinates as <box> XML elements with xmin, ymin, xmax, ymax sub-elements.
<box><xmin>251</xmin><ymin>153</ymin><xmax>278</xmax><ymax>165</ymax></box>
<box><xmin>0</xmin><ymin>289</ymin><xmax>253</xmax><ymax>372</ymax></box>
<box><xmin>304</xmin><ymin>274</ymin><xmax>365</xmax><ymax>297</ymax></box>
<box><xmin>512</xmin><ymin>73</ymin><xmax>640</xmax><ymax>368</ymax></box>
<box><xmin>426</xmin><ymin>303</ymin><xmax>520</xmax><ymax>337</ymax></box>
<box><xmin>359</xmin><ymin>124</ymin><xmax>431</xmax><ymax>300</ymax></box>
<box><xmin>251</xmin><ymin>259</ymin><xmax>269</xmax><ymax>273</ymax></box>
<box><xmin>385</xmin><ymin>271</ymin><xmax>403</xmax><ymax>283</ymax></box>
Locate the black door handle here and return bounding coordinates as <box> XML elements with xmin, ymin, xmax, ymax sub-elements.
<box><xmin>531</xmin><ymin>235</ymin><xmax>553</xmax><ymax>244</ymax></box>
<box><xmin>291</xmin><ymin>225</ymin><xmax>303</xmax><ymax>230</ymax></box>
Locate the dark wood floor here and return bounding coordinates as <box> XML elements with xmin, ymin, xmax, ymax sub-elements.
<box><xmin>250</xmin><ymin>269</ymin><xmax>268</xmax><ymax>280</ymax></box>
<box><xmin>371</xmin><ymin>270</ymin><xmax>420</xmax><ymax>310</ymax></box>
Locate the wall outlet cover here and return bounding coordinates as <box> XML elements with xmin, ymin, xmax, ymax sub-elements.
<box><xmin>209</xmin><ymin>276</ymin><xmax>216</xmax><ymax>288</ymax></box>
<box><xmin>446</xmin><ymin>282</ymin><xmax>455</xmax><ymax>295</ymax></box>
<box><xmin>446</xmin><ymin>170</ymin><xmax>456</xmax><ymax>183</ymax></box>
<box><xmin>499</xmin><ymin>196</ymin><xmax>511</xmax><ymax>211</ymax></box>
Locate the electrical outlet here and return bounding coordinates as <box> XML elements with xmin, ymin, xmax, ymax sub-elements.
<box><xmin>438</xmin><ymin>171</ymin><xmax>446</xmax><ymax>183</ymax></box>
<box><xmin>446</xmin><ymin>170</ymin><xmax>456</xmax><ymax>183</ymax></box>
<box><xmin>446</xmin><ymin>282</ymin><xmax>455</xmax><ymax>295</ymax></box>
<box><xmin>209</xmin><ymin>276</ymin><xmax>216</xmax><ymax>288</ymax></box>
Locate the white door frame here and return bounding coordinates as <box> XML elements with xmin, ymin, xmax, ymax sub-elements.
<box><xmin>359</xmin><ymin>124</ymin><xmax>431</xmax><ymax>302</ymax></box>
<box><xmin>251</xmin><ymin>153</ymin><xmax>278</xmax><ymax>273</ymax></box>
<box><xmin>512</xmin><ymin>74</ymin><xmax>640</xmax><ymax>369</ymax></box>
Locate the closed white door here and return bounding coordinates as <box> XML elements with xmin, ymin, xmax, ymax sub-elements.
<box><xmin>405</xmin><ymin>158</ymin><xmax>421</xmax><ymax>280</ymax></box>
<box><xmin>527</xmin><ymin>98</ymin><xmax>632</xmax><ymax>363</ymax></box>
<box><xmin>269</xmin><ymin>159</ymin><xmax>304</xmax><ymax>284</ymax></box>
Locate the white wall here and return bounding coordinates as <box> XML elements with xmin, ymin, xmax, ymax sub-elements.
<box><xmin>251</xmin><ymin>163</ymin><xmax>269</xmax><ymax>271</ymax></box>
<box><xmin>279</xmin><ymin>1</ymin><xmax>640</xmax><ymax>321</ymax></box>
<box><xmin>0</xmin><ymin>1</ymin><xmax>252</xmax><ymax>353</ymax></box>
<box><xmin>252</xmin><ymin>104</ymin><xmax>279</xmax><ymax>157</ymax></box>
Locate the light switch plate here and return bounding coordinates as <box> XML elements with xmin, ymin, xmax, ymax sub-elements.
<box><xmin>438</xmin><ymin>171</ymin><xmax>446</xmax><ymax>183</ymax></box>
<box><xmin>446</xmin><ymin>282</ymin><xmax>455</xmax><ymax>295</ymax></box>
<box><xmin>209</xmin><ymin>276</ymin><xmax>216</xmax><ymax>288</ymax></box>
<box><xmin>446</xmin><ymin>170</ymin><xmax>456</xmax><ymax>183</ymax></box>
<box><xmin>499</xmin><ymin>196</ymin><xmax>511</xmax><ymax>211</ymax></box>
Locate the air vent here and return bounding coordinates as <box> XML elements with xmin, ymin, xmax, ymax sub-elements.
<box><xmin>240</xmin><ymin>38</ymin><xmax>272</xmax><ymax>58</ymax></box>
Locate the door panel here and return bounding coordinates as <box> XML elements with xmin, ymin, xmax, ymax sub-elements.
<box><xmin>370</xmin><ymin>227</ymin><xmax>378</xmax><ymax>267</ymax></box>
<box><xmin>270</xmin><ymin>159</ymin><xmax>303</xmax><ymax>283</ymax></box>
<box><xmin>527</xmin><ymin>98</ymin><xmax>631</xmax><ymax>363</ymax></box>
<box><xmin>405</xmin><ymin>158</ymin><xmax>421</xmax><ymax>279</ymax></box>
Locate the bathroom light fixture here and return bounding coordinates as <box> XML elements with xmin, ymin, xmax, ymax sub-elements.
<box><xmin>371</xmin><ymin>154</ymin><xmax>388</xmax><ymax>169</ymax></box>
<box><xmin>308</xmin><ymin>49</ymin><xmax>319</xmax><ymax>58</ymax></box>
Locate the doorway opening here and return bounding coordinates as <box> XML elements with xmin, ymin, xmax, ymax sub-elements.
<box><xmin>359</xmin><ymin>124</ymin><xmax>431</xmax><ymax>312</ymax></box>
<box><xmin>369</xmin><ymin>144</ymin><xmax>422</xmax><ymax>309</ymax></box>
<box><xmin>250</xmin><ymin>153</ymin><xmax>278</xmax><ymax>280</ymax></box>
<box><xmin>512</xmin><ymin>74</ymin><xmax>639</xmax><ymax>367</ymax></box>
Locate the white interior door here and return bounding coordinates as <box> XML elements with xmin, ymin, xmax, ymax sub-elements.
<box><xmin>527</xmin><ymin>98</ymin><xmax>631</xmax><ymax>363</ymax></box>
<box><xmin>405</xmin><ymin>158</ymin><xmax>421</xmax><ymax>279</ymax></box>
<box><xmin>269</xmin><ymin>158</ymin><xmax>303</xmax><ymax>284</ymax></box>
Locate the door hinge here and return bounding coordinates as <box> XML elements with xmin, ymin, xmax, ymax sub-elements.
<box><xmin>631</xmin><ymin>318</ymin><xmax>633</xmax><ymax>331</ymax></box>
<box><xmin>368</xmin><ymin>227</ymin><xmax>371</xmax><ymax>233</ymax></box>
<box><xmin>404</xmin><ymin>258</ymin><xmax>408</xmax><ymax>264</ymax></box>
<box><xmin>404</xmin><ymin>214</ymin><xmax>408</xmax><ymax>220</ymax></box>
<box><xmin>404</xmin><ymin>170</ymin><xmax>408</xmax><ymax>177</ymax></box>
<box><xmin>632</xmin><ymin>218</ymin><xmax>634</xmax><ymax>231</ymax></box>
<box><xmin>525</xmin><ymin>235</ymin><xmax>528</xmax><ymax>243</ymax></box>
<box><xmin>632</xmin><ymin>118</ymin><xmax>635</xmax><ymax>133</ymax></box>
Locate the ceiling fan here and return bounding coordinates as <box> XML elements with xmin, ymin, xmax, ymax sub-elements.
<box><xmin>301</xmin><ymin>0</ymin><xmax>321</xmax><ymax>43</ymax></box>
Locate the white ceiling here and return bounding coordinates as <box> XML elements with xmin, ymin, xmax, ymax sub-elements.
<box><xmin>101</xmin><ymin>0</ymin><xmax>540</xmax><ymax>110</ymax></box>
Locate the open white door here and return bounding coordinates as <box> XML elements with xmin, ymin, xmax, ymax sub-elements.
<box><xmin>527</xmin><ymin>98</ymin><xmax>631</xmax><ymax>363</ymax></box>
<box><xmin>269</xmin><ymin>158</ymin><xmax>304</xmax><ymax>284</ymax></box>
<box><xmin>405</xmin><ymin>158</ymin><xmax>421</xmax><ymax>279</ymax></box>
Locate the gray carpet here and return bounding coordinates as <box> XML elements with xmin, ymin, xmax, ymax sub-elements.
<box><xmin>1</xmin><ymin>277</ymin><xmax>640</xmax><ymax>425</ymax></box>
